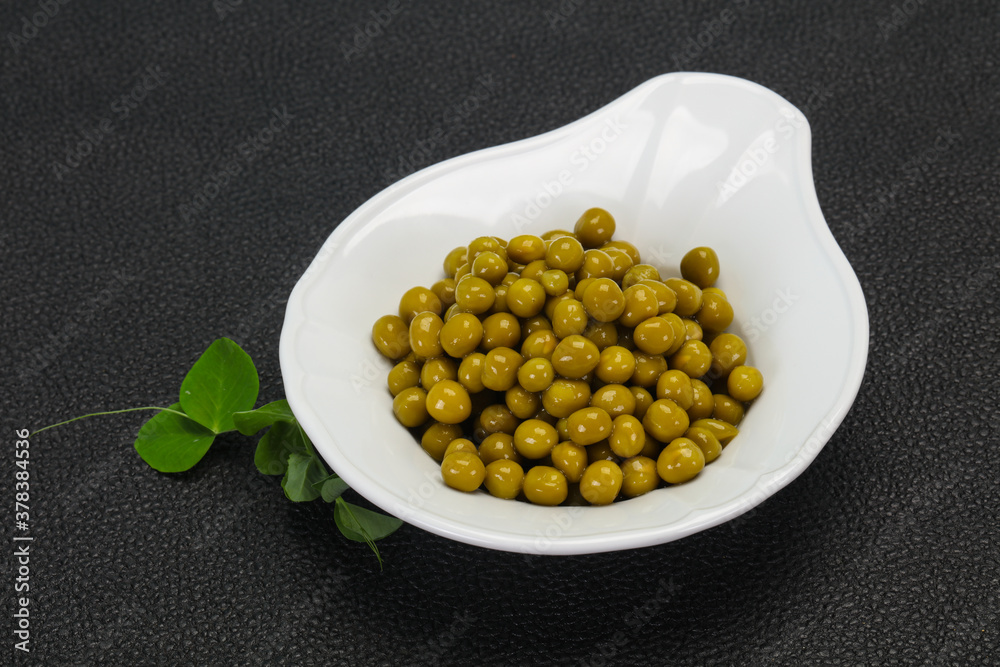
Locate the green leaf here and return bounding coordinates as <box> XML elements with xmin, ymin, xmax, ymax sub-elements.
<box><xmin>179</xmin><ymin>338</ymin><xmax>259</xmax><ymax>434</ymax></box>
<box><xmin>282</xmin><ymin>452</ymin><xmax>327</xmax><ymax>502</ymax></box>
<box><xmin>134</xmin><ymin>403</ymin><xmax>216</xmax><ymax>472</ymax></box>
<box><xmin>334</xmin><ymin>499</ymin><xmax>403</xmax><ymax>542</ymax></box>
<box><xmin>253</xmin><ymin>420</ymin><xmax>305</xmax><ymax>476</ymax></box>
<box><xmin>254</xmin><ymin>420</ymin><xmax>308</xmax><ymax>476</ymax></box>
<box><xmin>314</xmin><ymin>474</ymin><xmax>350</xmax><ymax>502</ymax></box>
<box><xmin>232</xmin><ymin>399</ymin><xmax>295</xmax><ymax>436</ymax></box>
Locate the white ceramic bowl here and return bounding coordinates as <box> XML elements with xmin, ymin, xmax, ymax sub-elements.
<box><xmin>280</xmin><ymin>72</ymin><xmax>869</xmax><ymax>555</ymax></box>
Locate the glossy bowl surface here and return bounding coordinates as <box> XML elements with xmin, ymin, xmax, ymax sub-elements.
<box><xmin>280</xmin><ymin>72</ymin><xmax>869</xmax><ymax>554</ymax></box>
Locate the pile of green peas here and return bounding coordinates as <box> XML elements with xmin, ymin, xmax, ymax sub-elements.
<box><xmin>371</xmin><ymin>208</ymin><xmax>764</xmax><ymax>506</ymax></box>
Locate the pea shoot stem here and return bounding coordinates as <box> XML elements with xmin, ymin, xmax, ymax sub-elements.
<box><xmin>295</xmin><ymin>422</ymin><xmax>330</xmax><ymax>478</ymax></box>
<box><xmin>337</xmin><ymin>496</ymin><xmax>384</xmax><ymax>569</ymax></box>
<box><xmin>31</xmin><ymin>406</ymin><xmax>188</xmax><ymax>437</ymax></box>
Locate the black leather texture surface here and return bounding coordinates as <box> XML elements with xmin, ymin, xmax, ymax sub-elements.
<box><xmin>2</xmin><ymin>1</ymin><xmax>998</xmax><ymax>664</ymax></box>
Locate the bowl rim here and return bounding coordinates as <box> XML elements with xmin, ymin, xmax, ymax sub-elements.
<box><xmin>280</xmin><ymin>71</ymin><xmax>870</xmax><ymax>554</ymax></box>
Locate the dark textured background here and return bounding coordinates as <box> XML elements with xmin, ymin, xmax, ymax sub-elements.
<box><xmin>2</xmin><ymin>0</ymin><xmax>999</xmax><ymax>664</ymax></box>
